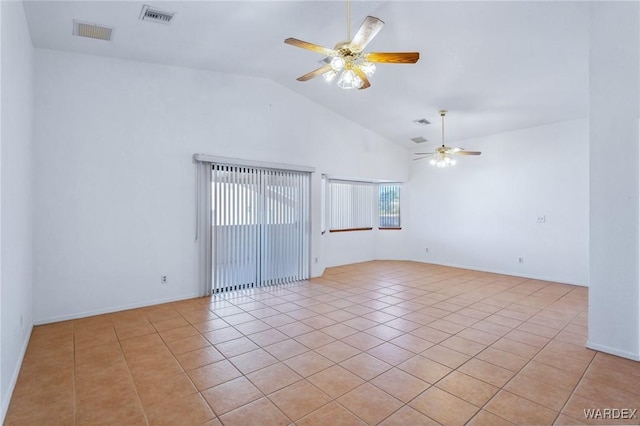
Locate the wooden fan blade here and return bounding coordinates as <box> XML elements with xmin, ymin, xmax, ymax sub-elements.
<box><xmin>349</xmin><ymin>16</ymin><xmax>385</xmax><ymax>52</ymax></box>
<box><xmin>366</xmin><ymin>52</ymin><xmax>420</xmax><ymax>64</ymax></box>
<box><xmin>414</xmin><ymin>152</ymin><xmax>435</xmax><ymax>155</ymax></box>
<box><xmin>284</xmin><ymin>38</ymin><xmax>336</xmax><ymax>56</ymax></box>
<box><xmin>413</xmin><ymin>156</ymin><xmax>431</xmax><ymax>161</ymax></box>
<box><xmin>352</xmin><ymin>67</ymin><xmax>371</xmax><ymax>89</ymax></box>
<box><xmin>454</xmin><ymin>150</ymin><xmax>482</xmax><ymax>155</ymax></box>
<box><xmin>296</xmin><ymin>63</ymin><xmax>333</xmax><ymax>81</ymax></box>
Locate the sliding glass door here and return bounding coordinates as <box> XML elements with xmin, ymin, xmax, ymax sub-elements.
<box><xmin>211</xmin><ymin>164</ymin><xmax>310</xmax><ymax>293</ymax></box>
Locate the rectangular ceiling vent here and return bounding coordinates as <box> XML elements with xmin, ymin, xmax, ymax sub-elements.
<box><xmin>413</xmin><ymin>118</ymin><xmax>431</xmax><ymax>125</ymax></box>
<box><xmin>410</xmin><ymin>136</ymin><xmax>428</xmax><ymax>144</ymax></box>
<box><xmin>73</xmin><ymin>20</ymin><xmax>114</xmax><ymax>41</ymax></box>
<box><xmin>139</xmin><ymin>5</ymin><xmax>176</xmax><ymax>24</ymax></box>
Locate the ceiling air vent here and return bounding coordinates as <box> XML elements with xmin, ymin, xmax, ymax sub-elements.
<box><xmin>73</xmin><ymin>20</ymin><xmax>114</xmax><ymax>41</ymax></box>
<box><xmin>139</xmin><ymin>5</ymin><xmax>176</xmax><ymax>24</ymax></box>
<box><xmin>410</xmin><ymin>137</ymin><xmax>428</xmax><ymax>144</ymax></box>
<box><xmin>413</xmin><ymin>118</ymin><xmax>431</xmax><ymax>125</ymax></box>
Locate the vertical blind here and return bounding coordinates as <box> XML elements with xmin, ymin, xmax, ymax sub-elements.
<box><xmin>328</xmin><ymin>180</ymin><xmax>373</xmax><ymax>231</ymax></box>
<box><xmin>211</xmin><ymin>164</ymin><xmax>310</xmax><ymax>293</ymax></box>
<box><xmin>379</xmin><ymin>184</ymin><xmax>401</xmax><ymax>228</ymax></box>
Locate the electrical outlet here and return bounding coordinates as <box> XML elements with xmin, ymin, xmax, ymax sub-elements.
<box><xmin>518</xmin><ymin>257</ymin><xmax>524</xmax><ymax>264</ymax></box>
<box><xmin>536</xmin><ymin>215</ymin><xmax>546</xmax><ymax>224</ymax></box>
<box><xmin>314</xmin><ymin>258</ymin><xmax>318</xmax><ymax>263</ymax></box>
<box><xmin>161</xmin><ymin>275</ymin><xmax>168</xmax><ymax>284</ymax></box>
<box><xmin>425</xmin><ymin>248</ymin><xmax>429</xmax><ymax>253</ymax></box>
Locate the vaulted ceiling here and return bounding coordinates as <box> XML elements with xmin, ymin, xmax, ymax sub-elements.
<box><xmin>23</xmin><ymin>1</ymin><xmax>589</xmax><ymax>148</ymax></box>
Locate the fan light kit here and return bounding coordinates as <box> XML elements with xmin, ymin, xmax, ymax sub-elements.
<box><xmin>414</xmin><ymin>110</ymin><xmax>482</xmax><ymax>168</ymax></box>
<box><xmin>284</xmin><ymin>0</ymin><xmax>419</xmax><ymax>90</ymax></box>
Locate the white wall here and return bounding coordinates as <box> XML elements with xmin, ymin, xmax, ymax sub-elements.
<box><xmin>33</xmin><ymin>49</ymin><xmax>408</xmax><ymax>324</ymax></box>
<box><xmin>325</xmin><ymin>231</ymin><xmax>377</xmax><ymax>267</ymax></box>
<box><xmin>587</xmin><ymin>1</ymin><xmax>639</xmax><ymax>361</ymax></box>
<box><xmin>1</xmin><ymin>0</ymin><xmax>34</xmax><ymax>420</ymax></box>
<box><xmin>406</xmin><ymin>119</ymin><xmax>589</xmax><ymax>286</ymax></box>
<box><xmin>325</xmin><ymin>215</ymin><xmax>409</xmax><ymax>267</ymax></box>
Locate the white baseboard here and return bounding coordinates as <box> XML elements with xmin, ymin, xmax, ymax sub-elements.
<box><xmin>1</xmin><ymin>324</ymin><xmax>33</xmax><ymax>424</ymax></box>
<box><xmin>34</xmin><ymin>292</ymin><xmax>202</xmax><ymax>325</ymax></box>
<box><xmin>586</xmin><ymin>340</ymin><xmax>640</xmax><ymax>361</ymax></box>
<box><xmin>408</xmin><ymin>258</ymin><xmax>588</xmax><ymax>287</ymax></box>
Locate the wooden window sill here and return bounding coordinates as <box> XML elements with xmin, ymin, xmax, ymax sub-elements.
<box><xmin>329</xmin><ymin>228</ymin><xmax>373</xmax><ymax>233</ymax></box>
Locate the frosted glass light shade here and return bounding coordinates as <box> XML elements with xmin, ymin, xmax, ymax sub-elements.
<box><xmin>336</xmin><ymin>69</ymin><xmax>363</xmax><ymax>89</ymax></box>
<box><xmin>322</xmin><ymin>70</ymin><xmax>338</xmax><ymax>84</ymax></box>
<box><xmin>331</xmin><ymin>57</ymin><xmax>345</xmax><ymax>71</ymax></box>
<box><xmin>430</xmin><ymin>154</ymin><xmax>456</xmax><ymax>168</ymax></box>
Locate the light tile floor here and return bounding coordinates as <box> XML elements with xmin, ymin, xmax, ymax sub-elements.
<box><xmin>5</xmin><ymin>261</ymin><xmax>640</xmax><ymax>425</ymax></box>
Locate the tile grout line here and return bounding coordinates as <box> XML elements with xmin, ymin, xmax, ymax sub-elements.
<box><xmin>25</xmin><ymin>263</ymin><xmax>596</xmax><ymax>426</ymax></box>
<box><xmin>552</xmin><ymin>367</ymin><xmax>593</xmax><ymax>425</ymax></box>
<box><xmin>212</xmin><ymin>292</ymin><xmax>410</xmax><ymax>425</ymax></box>
<box><xmin>239</xmin><ymin>271</ymin><xmax>551</xmax><ymax>424</ymax></box>
<box><xmin>485</xmin><ymin>290</ymin><xmax>588</xmax><ymax>416</ymax></box>
<box><xmin>550</xmin><ymin>308</ymin><xmax>596</xmax><ymax>426</ymax></box>
<box><xmin>475</xmin><ymin>303</ymin><xmax>592</xmax><ymax>425</ymax></box>
<box><xmin>120</xmin><ymin>315</ymin><xmax>153</xmax><ymax>426</ymax></box>
<box><xmin>221</xmin><ymin>279</ymin><xmax>492</xmax><ymax>425</ymax></box>
<box><xmin>392</xmin><ymin>280</ymin><xmax>587</xmax><ymax>424</ymax></box>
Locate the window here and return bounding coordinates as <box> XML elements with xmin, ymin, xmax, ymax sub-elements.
<box><xmin>328</xmin><ymin>180</ymin><xmax>373</xmax><ymax>232</ymax></box>
<box><xmin>325</xmin><ymin>180</ymin><xmax>402</xmax><ymax>232</ymax></box>
<box><xmin>379</xmin><ymin>184</ymin><xmax>401</xmax><ymax>229</ymax></box>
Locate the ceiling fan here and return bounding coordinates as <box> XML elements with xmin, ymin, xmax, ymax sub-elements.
<box><xmin>414</xmin><ymin>110</ymin><xmax>482</xmax><ymax>168</ymax></box>
<box><xmin>284</xmin><ymin>2</ymin><xmax>419</xmax><ymax>90</ymax></box>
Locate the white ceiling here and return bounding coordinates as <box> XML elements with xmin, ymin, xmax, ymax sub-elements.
<box><xmin>23</xmin><ymin>0</ymin><xmax>589</xmax><ymax>149</ymax></box>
